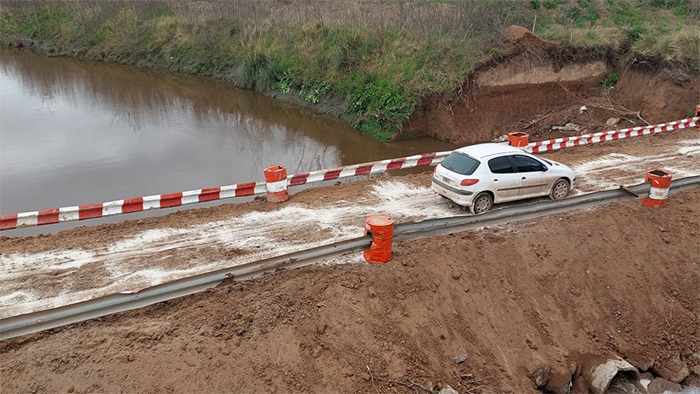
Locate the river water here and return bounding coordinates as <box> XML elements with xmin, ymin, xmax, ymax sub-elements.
<box><xmin>0</xmin><ymin>49</ymin><xmax>455</xmax><ymax>236</ymax></box>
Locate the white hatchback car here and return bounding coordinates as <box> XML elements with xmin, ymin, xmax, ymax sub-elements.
<box><xmin>431</xmin><ymin>143</ymin><xmax>576</xmax><ymax>214</ymax></box>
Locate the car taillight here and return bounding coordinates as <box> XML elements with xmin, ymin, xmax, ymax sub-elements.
<box><xmin>460</xmin><ymin>179</ymin><xmax>479</xmax><ymax>186</ymax></box>
<box><xmin>433</xmin><ymin>166</ymin><xmax>438</xmax><ymax>174</ymax></box>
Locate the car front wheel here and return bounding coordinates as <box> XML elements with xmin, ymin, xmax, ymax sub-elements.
<box><xmin>470</xmin><ymin>192</ymin><xmax>493</xmax><ymax>214</ymax></box>
<box><xmin>550</xmin><ymin>179</ymin><xmax>570</xmax><ymax>200</ymax></box>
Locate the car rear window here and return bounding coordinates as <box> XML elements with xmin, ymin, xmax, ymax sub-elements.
<box><xmin>488</xmin><ymin>156</ymin><xmax>515</xmax><ymax>174</ymax></box>
<box><xmin>441</xmin><ymin>152</ymin><xmax>480</xmax><ymax>175</ymax></box>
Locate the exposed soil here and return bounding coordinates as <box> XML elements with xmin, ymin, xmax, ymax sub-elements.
<box><xmin>403</xmin><ymin>26</ymin><xmax>699</xmax><ymax>144</ymax></box>
<box><xmin>613</xmin><ymin>59</ymin><xmax>700</xmax><ymax>123</ymax></box>
<box><xmin>2</xmin><ymin>187</ymin><xmax>699</xmax><ymax>394</ymax></box>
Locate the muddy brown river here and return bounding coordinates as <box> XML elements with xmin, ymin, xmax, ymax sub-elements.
<box><xmin>0</xmin><ymin>49</ymin><xmax>455</xmax><ymax>236</ymax></box>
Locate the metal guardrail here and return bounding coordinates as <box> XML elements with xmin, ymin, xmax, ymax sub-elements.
<box><xmin>1</xmin><ymin>176</ymin><xmax>698</xmax><ymax>340</ymax></box>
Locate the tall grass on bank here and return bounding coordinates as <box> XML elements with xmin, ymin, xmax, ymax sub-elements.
<box><xmin>0</xmin><ymin>0</ymin><xmax>697</xmax><ymax>141</ymax></box>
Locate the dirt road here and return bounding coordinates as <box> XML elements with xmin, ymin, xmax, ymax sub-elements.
<box><xmin>1</xmin><ymin>186</ymin><xmax>698</xmax><ymax>393</ymax></box>
<box><xmin>1</xmin><ymin>130</ymin><xmax>698</xmax><ymax>318</ymax></box>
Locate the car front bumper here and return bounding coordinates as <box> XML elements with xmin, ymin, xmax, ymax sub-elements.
<box><xmin>431</xmin><ymin>176</ymin><xmax>475</xmax><ymax>207</ymax></box>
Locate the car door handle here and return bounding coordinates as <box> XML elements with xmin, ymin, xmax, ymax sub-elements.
<box><xmin>494</xmin><ymin>179</ymin><xmax>498</xmax><ymax>182</ymax></box>
<box><xmin>522</xmin><ymin>177</ymin><xmax>526</xmax><ymax>180</ymax></box>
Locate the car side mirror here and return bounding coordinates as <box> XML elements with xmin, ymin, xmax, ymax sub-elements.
<box><xmin>541</xmin><ymin>166</ymin><xmax>548</xmax><ymax>172</ymax></box>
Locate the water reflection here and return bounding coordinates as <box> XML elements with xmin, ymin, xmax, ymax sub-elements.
<box><xmin>0</xmin><ymin>48</ymin><xmax>455</xmax><ymax>235</ymax></box>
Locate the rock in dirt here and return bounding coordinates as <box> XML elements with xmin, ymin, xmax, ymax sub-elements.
<box><xmin>529</xmin><ymin>365</ymin><xmax>551</xmax><ymax>389</ymax></box>
<box><xmin>451</xmin><ymin>354</ymin><xmax>468</xmax><ymax>365</ymax></box>
<box><xmin>607</xmin><ymin>117</ymin><xmax>621</xmax><ymax>126</ymax></box>
<box><xmin>438</xmin><ymin>385</ymin><xmax>459</xmax><ymax>394</ymax></box>
<box><xmin>627</xmin><ymin>353</ymin><xmax>655</xmax><ymax>371</ymax></box>
<box><xmin>545</xmin><ymin>363</ymin><xmax>576</xmax><ymax>394</ymax></box>
<box><xmin>552</xmin><ymin>123</ymin><xmax>580</xmax><ymax>132</ymax></box>
<box><xmin>639</xmin><ymin>372</ymin><xmax>654</xmax><ymax>381</ymax></box>
<box><xmin>607</xmin><ymin>373</ymin><xmax>648</xmax><ymax>394</ymax></box>
<box><xmin>651</xmin><ymin>355</ymin><xmax>689</xmax><ymax>383</ymax></box>
<box><xmin>647</xmin><ymin>377</ymin><xmax>682</xmax><ymax>394</ymax></box>
<box><xmin>368</xmin><ymin>287</ymin><xmax>377</xmax><ymax>298</ymax></box>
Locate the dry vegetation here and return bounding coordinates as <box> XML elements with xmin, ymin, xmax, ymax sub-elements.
<box><xmin>1</xmin><ymin>0</ymin><xmax>697</xmax><ymax>141</ymax></box>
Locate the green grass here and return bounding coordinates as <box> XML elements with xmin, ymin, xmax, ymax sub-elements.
<box><xmin>0</xmin><ymin>0</ymin><xmax>697</xmax><ymax>141</ymax></box>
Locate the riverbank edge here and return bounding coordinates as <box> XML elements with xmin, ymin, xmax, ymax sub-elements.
<box><xmin>0</xmin><ymin>36</ymin><xmax>369</xmax><ymax>136</ymax></box>
<box><xmin>1</xmin><ymin>35</ymin><xmax>695</xmax><ymax>144</ymax></box>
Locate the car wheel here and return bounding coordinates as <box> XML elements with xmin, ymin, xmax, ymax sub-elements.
<box><xmin>470</xmin><ymin>193</ymin><xmax>493</xmax><ymax>214</ymax></box>
<box><xmin>550</xmin><ymin>179</ymin><xmax>570</xmax><ymax>200</ymax></box>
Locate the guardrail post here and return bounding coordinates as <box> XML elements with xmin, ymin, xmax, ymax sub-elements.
<box><xmin>363</xmin><ymin>215</ymin><xmax>394</xmax><ymax>264</ymax></box>
<box><xmin>508</xmin><ymin>132</ymin><xmax>529</xmax><ymax>147</ymax></box>
<box><xmin>264</xmin><ymin>165</ymin><xmax>289</xmax><ymax>203</ymax></box>
<box><xmin>642</xmin><ymin>169</ymin><xmax>672</xmax><ymax>209</ymax></box>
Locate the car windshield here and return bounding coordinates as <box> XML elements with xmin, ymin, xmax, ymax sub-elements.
<box><xmin>441</xmin><ymin>152</ymin><xmax>480</xmax><ymax>175</ymax></box>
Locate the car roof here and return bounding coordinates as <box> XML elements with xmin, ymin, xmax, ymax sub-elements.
<box><xmin>454</xmin><ymin>143</ymin><xmax>526</xmax><ymax>160</ymax></box>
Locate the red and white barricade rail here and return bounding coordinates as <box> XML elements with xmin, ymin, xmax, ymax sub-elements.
<box><xmin>0</xmin><ymin>152</ymin><xmax>448</xmax><ymax>230</ymax></box>
<box><xmin>523</xmin><ymin>117</ymin><xmax>698</xmax><ymax>153</ymax></box>
<box><xmin>2</xmin><ymin>116</ymin><xmax>697</xmax><ymax>231</ymax></box>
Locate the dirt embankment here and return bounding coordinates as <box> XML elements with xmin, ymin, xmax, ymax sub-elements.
<box><xmin>2</xmin><ymin>188</ymin><xmax>699</xmax><ymax>394</ymax></box>
<box><xmin>404</xmin><ymin>26</ymin><xmax>699</xmax><ymax>144</ymax></box>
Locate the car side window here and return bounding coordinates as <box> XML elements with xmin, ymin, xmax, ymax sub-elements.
<box><xmin>488</xmin><ymin>156</ymin><xmax>515</xmax><ymax>174</ymax></box>
<box><xmin>513</xmin><ymin>155</ymin><xmax>546</xmax><ymax>172</ymax></box>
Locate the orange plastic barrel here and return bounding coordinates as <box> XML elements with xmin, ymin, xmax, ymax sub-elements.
<box><xmin>508</xmin><ymin>132</ymin><xmax>529</xmax><ymax>147</ymax></box>
<box><xmin>641</xmin><ymin>169</ymin><xmax>672</xmax><ymax>209</ymax></box>
<box><xmin>264</xmin><ymin>165</ymin><xmax>289</xmax><ymax>203</ymax></box>
<box><xmin>363</xmin><ymin>215</ymin><xmax>394</xmax><ymax>264</ymax></box>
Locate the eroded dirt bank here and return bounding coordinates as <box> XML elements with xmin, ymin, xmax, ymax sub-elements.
<box><xmin>404</xmin><ymin>26</ymin><xmax>699</xmax><ymax>144</ymax></box>
<box><xmin>2</xmin><ymin>188</ymin><xmax>698</xmax><ymax>394</ymax></box>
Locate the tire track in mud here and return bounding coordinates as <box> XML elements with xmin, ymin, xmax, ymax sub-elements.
<box><xmin>1</xmin><ymin>133</ymin><xmax>698</xmax><ymax>318</ymax></box>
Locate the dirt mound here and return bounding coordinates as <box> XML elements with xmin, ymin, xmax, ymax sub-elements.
<box><xmin>2</xmin><ymin>188</ymin><xmax>698</xmax><ymax>394</ymax></box>
<box><xmin>502</xmin><ymin>25</ymin><xmax>555</xmax><ymax>50</ymax></box>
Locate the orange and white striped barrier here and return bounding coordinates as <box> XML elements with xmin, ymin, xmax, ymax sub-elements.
<box><xmin>363</xmin><ymin>215</ymin><xmax>394</xmax><ymax>264</ymax></box>
<box><xmin>0</xmin><ymin>182</ymin><xmax>268</xmax><ymax>231</ymax></box>
<box><xmin>641</xmin><ymin>169</ymin><xmax>672</xmax><ymax>209</ymax></box>
<box><xmin>524</xmin><ymin>117</ymin><xmax>699</xmax><ymax>153</ymax></box>
<box><xmin>2</xmin><ymin>117</ymin><xmax>696</xmax><ymax>231</ymax></box>
<box><xmin>508</xmin><ymin>132</ymin><xmax>529</xmax><ymax>147</ymax></box>
<box><xmin>264</xmin><ymin>165</ymin><xmax>289</xmax><ymax>203</ymax></box>
<box><xmin>0</xmin><ymin>152</ymin><xmax>448</xmax><ymax>231</ymax></box>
